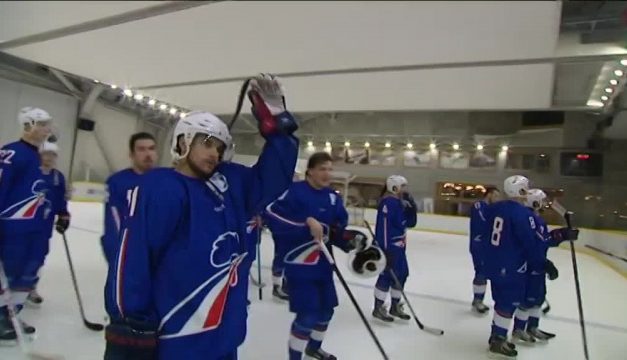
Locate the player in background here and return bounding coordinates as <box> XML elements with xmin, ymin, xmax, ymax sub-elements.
<box><xmin>483</xmin><ymin>175</ymin><xmax>545</xmax><ymax>358</ymax></box>
<box><xmin>104</xmin><ymin>74</ymin><xmax>299</xmax><ymax>360</ymax></box>
<box><xmin>511</xmin><ymin>189</ymin><xmax>578</xmax><ymax>343</ymax></box>
<box><xmin>469</xmin><ymin>187</ymin><xmax>500</xmax><ymax>315</ymax></box>
<box><xmin>100</xmin><ymin>132</ymin><xmax>157</xmax><ymax>265</ymax></box>
<box><xmin>265</xmin><ymin>152</ymin><xmax>366</xmax><ymax>360</ymax></box>
<box><xmin>372</xmin><ymin>175</ymin><xmax>418</xmax><ymax>323</ymax></box>
<box><xmin>0</xmin><ymin>107</ymin><xmax>53</xmax><ymax>343</ymax></box>
<box><xmin>26</xmin><ymin>141</ymin><xmax>71</xmax><ymax>307</ymax></box>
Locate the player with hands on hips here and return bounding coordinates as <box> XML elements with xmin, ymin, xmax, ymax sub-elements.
<box><xmin>265</xmin><ymin>152</ymin><xmax>368</xmax><ymax>360</ymax></box>
<box><xmin>103</xmin><ymin>74</ymin><xmax>299</xmax><ymax>360</ymax></box>
<box><xmin>511</xmin><ymin>189</ymin><xmax>578</xmax><ymax>343</ymax></box>
<box><xmin>372</xmin><ymin>175</ymin><xmax>418</xmax><ymax>323</ymax></box>
<box><xmin>0</xmin><ymin>107</ymin><xmax>53</xmax><ymax>343</ymax></box>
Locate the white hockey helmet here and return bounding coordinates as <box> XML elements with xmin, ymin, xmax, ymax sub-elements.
<box><xmin>347</xmin><ymin>246</ymin><xmax>387</xmax><ymax>279</ymax></box>
<box><xmin>18</xmin><ymin>107</ymin><xmax>52</xmax><ymax>126</ymax></box>
<box><xmin>525</xmin><ymin>188</ymin><xmax>547</xmax><ymax>210</ymax></box>
<box><xmin>170</xmin><ymin>111</ymin><xmax>234</xmax><ymax>161</ymax></box>
<box><xmin>503</xmin><ymin>175</ymin><xmax>530</xmax><ymax>198</ymax></box>
<box><xmin>40</xmin><ymin>141</ymin><xmax>59</xmax><ymax>154</ymax></box>
<box><xmin>386</xmin><ymin>175</ymin><xmax>408</xmax><ymax>194</ymax></box>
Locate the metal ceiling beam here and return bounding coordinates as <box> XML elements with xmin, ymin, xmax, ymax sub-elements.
<box><xmin>48</xmin><ymin>68</ymin><xmax>82</xmax><ymax>99</ymax></box>
<box><xmin>136</xmin><ymin>53</ymin><xmax>627</xmax><ymax>90</ymax></box>
<box><xmin>0</xmin><ymin>1</ymin><xmax>223</xmax><ymax>50</ymax></box>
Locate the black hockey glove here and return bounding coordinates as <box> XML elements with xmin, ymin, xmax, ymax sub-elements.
<box><xmin>401</xmin><ymin>192</ymin><xmax>417</xmax><ymax>210</ymax></box>
<box><xmin>55</xmin><ymin>213</ymin><xmax>71</xmax><ymax>234</ymax></box>
<box><xmin>545</xmin><ymin>259</ymin><xmax>559</xmax><ymax>281</ymax></box>
<box><xmin>104</xmin><ymin>319</ymin><xmax>157</xmax><ymax>360</ymax></box>
<box><xmin>248</xmin><ymin>74</ymin><xmax>298</xmax><ymax>137</ymax></box>
<box><xmin>550</xmin><ymin>227</ymin><xmax>579</xmax><ymax>244</ymax></box>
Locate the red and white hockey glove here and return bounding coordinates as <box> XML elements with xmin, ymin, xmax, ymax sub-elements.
<box><xmin>248</xmin><ymin>73</ymin><xmax>298</xmax><ymax>137</ymax></box>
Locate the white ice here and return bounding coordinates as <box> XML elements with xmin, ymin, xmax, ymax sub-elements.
<box><xmin>1</xmin><ymin>202</ymin><xmax>626</xmax><ymax>359</ymax></box>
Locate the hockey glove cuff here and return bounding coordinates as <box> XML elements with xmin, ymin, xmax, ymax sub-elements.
<box><xmin>545</xmin><ymin>259</ymin><xmax>559</xmax><ymax>280</ymax></box>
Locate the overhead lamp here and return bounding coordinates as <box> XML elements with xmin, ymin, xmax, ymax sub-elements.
<box><xmin>307</xmin><ymin>141</ymin><xmax>314</xmax><ymax>147</ymax></box>
<box><xmin>610</xmin><ymin>79</ymin><xmax>618</xmax><ymax>86</ymax></box>
<box><xmin>159</xmin><ymin>103</ymin><xmax>168</xmax><ymax>110</ymax></box>
<box><xmin>452</xmin><ymin>143</ymin><xmax>460</xmax><ymax>151</ymax></box>
<box><xmin>148</xmin><ymin>99</ymin><xmax>156</xmax><ymax>106</ymax></box>
<box><xmin>476</xmin><ymin>144</ymin><xmax>484</xmax><ymax>151</ymax></box>
<box><xmin>110</xmin><ymin>84</ymin><xmax>118</xmax><ymax>89</ymax></box>
<box><xmin>364</xmin><ymin>141</ymin><xmax>370</xmax><ymax>148</ymax></box>
<box><xmin>601</xmin><ymin>95</ymin><xmax>609</xmax><ymax>101</ymax></box>
<box><xmin>605</xmin><ymin>88</ymin><xmax>613</xmax><ymax>93</ymax></box>
<box><xmin>325</xmin><ymin>141</ymin><xmax>331</xmax><ymax>147</ymax></box>
<box><xmin>123</xmin><ymin>89</ymin><xmax>133</xmax><ymax>97</ymax></box>
<box><xmin>406</xmin><ymin>142</ymin><xmax>413</xmax><ymax>149</ymax></box>
<box><xmin>344</xmin><ymin>141</ymin><xmax>351</xmax><ymax>147</ymax></box>
<box><xmin>429</xmin><ymin>142</ymin><xmax>437</xmax><ymax>150</ymax></box>
<box><xmin>621</xmin><ymin>59</ymin><xmax>627</xmax><ymax>66</ymax></box>
<box><xmin>384</xmin><ymin>141</ymin><xmax>391</xmax><ymax>148</ymax></box>
<box><xmin>169</xmin><ymin>107</ymin><xmax>178</xmax><ymax>115</ymax></box>
<box><xmin>94</xmin><ymin>79</ymin><xmax>100</xmax><ymax>84</ymax></box>
<box><xmin>180</xmin><ymin>112</ymin><xmax>187</xmax><ymax>118</ymax></box>
<box><xmin>614</xmin><ymin>69</ymin><xmax>624</xmax><ymax>77</ymax></box>
<box><xmin>501</xmin><ymin>145</ymin><xmax>509</xmax><ymax>152</ymax></box>
<box><xmin>134</xmin><ymin>94</ymin><xmax>144</xmax><ymax>101</ymax></box>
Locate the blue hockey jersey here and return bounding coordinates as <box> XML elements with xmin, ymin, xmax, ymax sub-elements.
<box><xmin>264</xmin><ymin>181</ymin><xmax>349</xmax><ymax>280</ymax></box>
<box><xmin>41</xmin><ymin>168</ymin><xmax>69</xmax><ymax>237</ymax></box>
<box><xmin>527</xmin><ymin>209</ymin><xmax>560</xmax><ymax>272</ymax></box>
<box><xmin>469</xmin><ymin>200</ymin><xmax>488</xmax><ymax>253</ymax></box>
<box><xmin>106</xmin><ymin>133</ymin><xmax>298</xmax><ymax>360</ymax></box>
<box><xmin>0</xmin><ymin>140</ymin><xmax>49</xmax><ymax>236</ymax></box>
<box><xmin>374</xmin><ymin>195</ymin><xmax>418</xmax><ymax>254</ymax></box>
<box><xmin>483</xmin><ymin>200</ymin><xmax>545</xmax><ymax>280</ymax></box>
<box><xmin>102</xmin><ymin>168</ymin><xmax>144</xmax><ymax>264</ymax></box>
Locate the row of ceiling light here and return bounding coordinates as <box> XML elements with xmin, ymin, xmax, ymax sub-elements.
<box><xmin>93</xmin><ymin>80</ymin><xmax>187</xmax><ymax>118</ymax></box>
<box><xmin>591</xmin><ymin>59</ymin><xmax>627</xmax><ymax>107</ymax></box>
<box><xmin>306</xmin><ymin>140</ymin><xmax>510</xmax><ymax>152</ymax></box>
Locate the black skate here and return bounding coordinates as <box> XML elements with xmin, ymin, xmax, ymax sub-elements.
<box><xmin>512</xmin><ymin>329</ymin><xmax>536</xmax><ymax>346</ymax></box>
<box><xmin>272</xmin><ymin>285</ymin><xmax>289</xmax><ymax>301</ymax></box>
<box><xmin>471</xmin><ymin>299</ymin><xmax>489</xmax><ymax>315</ymax></box>
<box><xmin>488</xmin><ymin>335</ymin><xmax>518</xmax><ymax>359</ymax></box>
<box><xmin>390</xmin><ymin>303</ymin><xmax>411</xmax><ymax>320</ymax></box>
<box><xmin>305</xmin><ymin>348</ymin><xmax>337</xmax><ymax>360</ymax></box>
<box><xmin>372</xmin><ymin>305</ymin><xmax>394</xmax><ymax>322</ymax></box>
<box><xmin>527</xmin><ymin>328</ymin><xmax>551</xmax><ymax>342</ymax></box>
<box><xmin>0</xmin><ymin>320</ymin><xmax>17</xmax><ymax>346</ymax></box>
<box><xmin>26</xmin><ymin>289</ymin><xmax>43</xmax><ymax>308</ymax></box>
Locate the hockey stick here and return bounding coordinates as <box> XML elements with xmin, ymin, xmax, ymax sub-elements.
<box><xmin>228</xmin><ymin>78</ymin><xmax>251</xmax><ymax>131</ymax></box>
<box><xmin>61</xmin><ymin>234</ymin><xmax>104</xmax><ymax>331</ymax></box>
<box><xmin>363</xmin><ymin>221</ymin><xmax>444</xmax><ymax>336</ymax></box>
<box><xmin>584</xmin><ymin>244</ymin><xmax>627</xmax><ymax>263</ymax></box>
<box><xmin>550</xmin><ymin>201</ymin><xmax>589</xmax><ymax>360</ymax></box>
<box><xmin>256</xmin><ymin>222</ymin><xmax>263</xmax><ymax>300</ymax></box>
<box><xmin>318</xmin><ymin>243</ymin><xmax>389</xmax><ymax>360</ymax></box>
<box><xmin>542</xmin><ymin>299</ymin><xmax>551</xmax><ymax>315</ymax></box>
<box><xmin>249</xmin><ymin>272</ymin><xmax>267</xmax><ymax>288</ymax></box>
<box><xmin>0</xmin><ymin>260</ymin><xmax>64</xmax><ymax>360</ymax></box>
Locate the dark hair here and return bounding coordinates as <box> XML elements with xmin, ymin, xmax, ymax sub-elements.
<box><xmin>306</xmin><ymin>152</ymin><xmax>332</xmax><ymax>176</ymax></box>
<box><xmin>484</xmin><ymin>186</ymin><xmax>500</xmax><ymax>197</ymax></box>
<box><xmin>129</xmin><ymin>132</ymin><xmax>156</xmax><ymax>153</ymax></box>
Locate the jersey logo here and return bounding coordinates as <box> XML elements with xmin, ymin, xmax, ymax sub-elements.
<box><xmin>473</xmin><ymin>235</ymin><xmax>482</xmax><ymax>242</ymax></box>
<box><xmin>382</xmin><ymin>205</ymin><xmax>388</xmax><ymax>214</ymax></box>
<box><xmin>284</xmin><ymin>241</ymin><xmax>322</xmax><ymax>265</ymax></box>
<box><xmin>329</xmin><ymin>193</ymin><xmax>337</xmax><ymax>206</ymax></box>
<box><xmin>392</xmin><ymin>235</ymin><xmax>406</xmax><ymax>248</ymax></box>
<box><xmin>0</xmin><ymin>180</ymin><xmax>49</xmax><ymax>220</ymax></box>
<box><xmin>209</xmin><ymin>172</ymin><xmax>228</xmax><ymax>193</ymax></box>
<box><xmin>159</xmin><ymin>232</ymin><xmax>245</xmax><ymax>339</ymax></box>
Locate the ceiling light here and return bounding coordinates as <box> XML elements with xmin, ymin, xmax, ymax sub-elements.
<box><xmin>605</xmin><ymin>88</ymin><xmax>613</xmax><ymax>93</ymax></box>
<box><xmin>364</xmin><ymin>141</ymin><xmax>370</xmax><ymax>148</ymax></box>
<box><xmin>325</xmin><ymin>141</ymin><xmax>331</xmax><ymax>147</ymax></box>
<box><xmin>501</xmin><ymin>145</ymin><xmax>509</xmax><ymax>152</ymax></box>
<box><xmin>476</xmin><ymin>144</ymin><xmax>484</xmax><ymax>151</ymax></box>
<box><xmin>93</xmin><ymin>79</ymin><xmax>100</xmax><ymax>84</ymax></box>
<box><xmin>123</xmin><ymin>89</ymin><xmax>133</xmax><ymax>97</ymax></box>
<box><xmin>344</xmin><ymin>141</ymin><xmax>351</xmax><ymax>147</ymax></box>
<box><xmin>110</xmin><ymin>84</ymin><xmax>118</xmax><ymax>89</ymax></box>
<box><xmin>601</xmin><ymin>95</ymin><xmax>609</xmax><ymax>101</ymax></box>
<box><xmin>621</xmin><ymin>59</ymin><xmax>627</xmax><ymax>66</ymax></box>
<box><xmin>134</xmin><ymin>94</ymin><xmax>144</xmax><ymax>101</ymax></box>
<box><xmin>587</xmin><ymin>100</ymin><xmax>604</xmax><ymax>107</ymax></box>
<box><xmin>406</xmin><ymin>142</ymin><xmax>413</xmax><ymax>149</ymax></box>
<box><xmin>429</xmin><ymin>142</ymin><xmax>437</xmax><ymax>150</ymax></box>
<box><xmin>169</xmin><ymin>107</ymin><xmax>178</xmax><ymax>115</ymax></box>
<box><xmin>610</xmin><ymin>79</ymin><xmax>618</xmax><ymax>85</ymax></box>
<box><xmin>180</xmin><ymin>113</ymin><xmax>187</xmax><ymax>118</ymax></box>
<box><xmin>148</xmin><ymin>99</ymin><xmax>156</xmax><ymax>106</ymax></box>
<box><xmin>307</xmin><ymin>141</ymin><xmax>314</xmax><ymax>147</ymax></box>
<box><xmin>384</xmin><ymin>142</ymin><xmax>391</xmax><ymax>148</ymax></box>
<box><xmin>159</xmin><ymin>104</ymin><xmax>167</xmax><ymax>110</ymax></box>
<box><xmin>452</xmin><ymin>143</ymin><xmax>460</xmax><ymax>151</ymax></box>
<box><xmin>614</xmin><ymin>69</ymin><xmax>624</xmax><ymax>77</ymax></box>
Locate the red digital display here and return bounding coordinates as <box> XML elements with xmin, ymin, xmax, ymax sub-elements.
<box><xmin>576</xmin><ymin>154</ymin><xmax>590</xmax><ymax>160</ymax></box>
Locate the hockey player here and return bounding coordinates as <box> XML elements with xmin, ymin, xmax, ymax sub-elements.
<box><xmin>483</xmin><ymin>175</ymin><xmax>546</xmax><ymax>358</ymax></box>
<box><xmin>26</xmin><ymin>141</ymin><xmax>71</xmax><ymax>307</ymax></box>
<box><xmin>101</xmin><ymin>132</ymin><xmax>157</xmax><ymax>265</ymax></box>
<box><xmin>0</xmin><ymin>107</ymin><xmax>53</xmax><ymax>343</ymax></box>
<box><xmin>512</xmin><ymin>189</ymin><xmax>578</xmax><ymax>343</ymax></box>
<box><xmin>372</xmin><ymin>175</ymin><xmax>418</xmax><ymax>322</ymax></box>
<box><xmin>469</xmin><ymin>187</ymin><xmax>501</xmax><ymax>315</ymax></box>
<box><xmin>265</xmin><ymin>152</ymin><xmax>365</xmax><ymax>360</ymax></box>
<box><xmin>104</xmin><ymin>74</ymin><xmax>299</xmax><ymax>360</ymax></box>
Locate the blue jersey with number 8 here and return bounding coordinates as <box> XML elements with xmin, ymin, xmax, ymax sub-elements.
<box><xmin>483</xmin><ymin>200</ymin><xmax>545</xmax><ymax>280</ymax></box>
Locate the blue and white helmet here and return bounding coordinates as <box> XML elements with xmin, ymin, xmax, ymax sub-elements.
<box><xmin>18</xmin><ymin>107</ymin><xmax>52</xmax><ymax>126</ymax></box>
<box><xmin>170</xmin><ymin>111</ymin><xmax>234</xmax><ymax>161</ymax></box>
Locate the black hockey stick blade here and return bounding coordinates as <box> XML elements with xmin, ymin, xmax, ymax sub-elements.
<box><xmin>249</xmin><ymin>272</ymin><xmax>267</xmax><ymax>288</ymax></box>
<box><xmin>228</xmin><ymin>78</ymin><xmax>252</xmax><ymax>130</ymax></box>
<box><xmin>84</xmin><ymin>320</ymin><xmax>105</xmax><ymax>331</ymax></box>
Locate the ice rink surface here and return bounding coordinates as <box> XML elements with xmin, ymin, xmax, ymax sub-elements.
<box><xmin>1</xmin><ymin>202</ymin><xmax>626</xmax><ymax>359</ymax></box>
